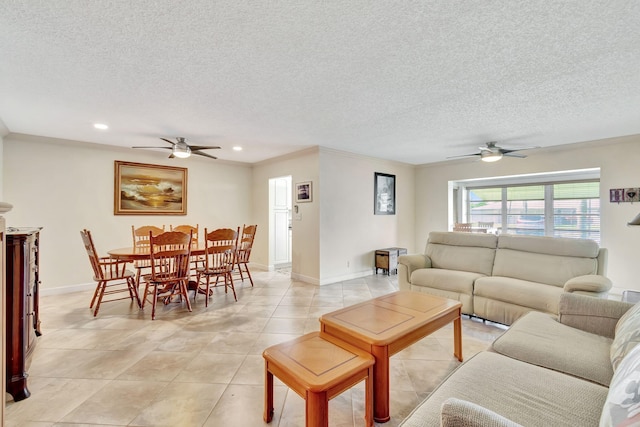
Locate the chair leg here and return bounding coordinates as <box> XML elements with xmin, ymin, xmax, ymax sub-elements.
<box><xmin>90</xmin><ymin>281</ymin><xmax>102</xmax><ymax>310</ymax></box>
<box><xmin>181</xmin><ymin>280</ymin><xmax>192</xmax><ymax>312</ymax></box>
<box><xmin>93</xmin><ymin>281</ymin><xmax>106</xmax><ymax>317</ymax></box>
<box><xmin>129</xmin><ymin>277</ymin><xmax>142</xmax><ymax>308</ymax></box>
<box><xmin>243</xmin><ymin>264</ymin><xmax>254</xmax><ymax>287</ymax></box>
<box><xmin>151</xmin><ymin>285</ymin><xmax>158</xmax><ymax>320</ymax></box>
<box><xmin>226</xmin><ymin>272</ymin><xmax>237</xmax><ymax>302</ymax></box>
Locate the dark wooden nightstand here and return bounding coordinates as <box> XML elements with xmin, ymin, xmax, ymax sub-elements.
<box><xmin>375</xmin><ymin>247</ymin><xmax>407</xmax><ymax>275</ymax></box>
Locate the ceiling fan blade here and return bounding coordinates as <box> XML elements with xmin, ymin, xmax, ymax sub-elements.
<box><xmin>500</xmin><ymin>146</ymin><xmax>540</xmax><ymax>154</ymax></box>
<box><xmin>192</xmin><ymin>150</ymin><xmax>218</xmax><ymax>159</ymax></box>
<box><xmin>503</xmin><ymin>152</ymin><xmax>527</xmax><ymax>158</ymax></box>
<box><xmin>132</xmin><ymin>146</ymin><xmax>172</xmax><ymax>149</ymax></box>
<box><xmin>160</xmin><ymin>137</ymin><xmax>176</xmax><ymax>146</ymax></box>
<box><xmin>188</xmin><ymin>145</ymin><xmax>221</xmax><ymax>151</ymax></box>
<box><xmin>446</xmin><ymin>152</ymin><xmax>481</xmax><ymax>159</ymax></box>
<box><xmin>168</xmin><ymin>153</ymin><xmax>175</xmax><ymax>158</ymax></box>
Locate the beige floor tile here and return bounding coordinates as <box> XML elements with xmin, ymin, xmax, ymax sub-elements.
<box><xmin>8</xmin><ymin>270</ymin><xmax>504</xmax><ymax>427</ymax></box>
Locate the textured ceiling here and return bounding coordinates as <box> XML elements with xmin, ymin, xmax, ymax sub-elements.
<box><xmin>1</xmin><ymin>1</ymin><xmax>639</xmax><ymax>164</ymax></box>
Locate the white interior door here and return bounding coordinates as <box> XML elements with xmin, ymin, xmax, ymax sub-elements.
<box><xmin>270</xmin><ymin>176</ymin><xmax>291</xmax><ymax>268</ymax></box>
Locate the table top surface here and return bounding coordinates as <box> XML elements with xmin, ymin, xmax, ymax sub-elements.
<box><xmin>263</xmin><ymin>332</ymin><xmax>373</xmax><ymax>390</ymax></box>
<box><xmin>320</xmin><ymin>291</ymin><xmax>461</xmax><ymax>345</ymax></box>
<box><xmin>108</xmin><ymin>245</ymin><xmax>207</xmax><ymax>260</ymax></box>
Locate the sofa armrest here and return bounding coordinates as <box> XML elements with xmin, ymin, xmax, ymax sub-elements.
<box><xmin>441</xmin><ymin>398</ymin><xmax>523</xmax><ymax>427</ymax></box>
<box><xmin>397</xmin><ymin>254</ymin><xmax>431</xmax><ymax>291</ymax></box>
<box><xmin>563</xmin><ymin>274</ymin><xmax>612</xmax><ymax>295</ymax></box>
<box><xmin>558</xmin><ymin>293</ymin><xmax>634</xmax><ymax>338</ymax></box>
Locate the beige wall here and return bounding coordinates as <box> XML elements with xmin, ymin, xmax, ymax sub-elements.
<box><xmin>3</xmin><ymin>134</ymin><xmax>253</xmax><ymax>293</ymax></box>
<box><xmin>415</xmin><ymin>134</ymin><xmax>640</xmax><ymax>295</ymax></box>
<box><xmin>251</xmin><ymin>148</ymin><xmax>320</xmax><ymax>282</ymax></box>
<box><xmin>319</xmin><ymin>149</ymin><xmax>415</xmax><ymax>283</ymax></box>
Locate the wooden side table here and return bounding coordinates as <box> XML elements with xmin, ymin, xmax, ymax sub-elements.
<box><xmin>263</xmin><ymin>331</ymin><xmax>375</xmax><ymax>427</ymax></box>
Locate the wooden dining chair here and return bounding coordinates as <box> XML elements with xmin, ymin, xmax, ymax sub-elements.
<box><xmin>170</xmin><ymin>224</ymin><xmax>201</xmax><ymax>279</ymax></box>
<box><xmin>453</xmin><ymin>223</ymin><xmax>473</xmax><ymax>232</ymax></box>
<box><xmin>196</xmin><ymin>227</ymin><xmax>239</xmax><ymax>305</ymax></box>
<box><xmin>141</xmin><ymin>230</ymin><xmax>193</xmax><ymax>320</ymax></box>
<box><xmin>131</xmin><ymin>225</ymin><xmax>165</xmax><ymax>287</ymax></box>
<box><xmin>234</xmin><ymin>224</ymin><xmax>257</xmax><ymax>287</ymax></box>
<box><xmin>80</xmin><ymin>229</ymin><xmax>140</xmax><ymax>316</ymax></box>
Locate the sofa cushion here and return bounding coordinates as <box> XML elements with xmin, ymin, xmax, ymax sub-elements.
<box><xmin>441</xmin><ymin>398</ymin><xmax>524</xmax><ymax>427</ymax></box>
<box><xmin>600</xmin><ymin>344</ymin><xmax>640</xmax><ymax>426</ymax></box>
<box><xmin>399</xmin><ymin>351</ymin><xmax>607</xmax><ymax>427</ymax></box>
<box><xmin>493</xmin><ymin>234</ymin><xmax>599</xmax><ymax>286</ymax></box>
<box><xmin>410</xmin><ymin>268</ymin><xmax>481</xmax><ymax>295</ymax></box>
<box><xmin>474</xmin><ymin>276</ymin><xmax>563</xmax><ymax>314</ymax></box>
<box><xmin>611</xmin><ymin>302</ymin><xmax>640</xmax><ymax>371</ymax></box>
<box><xmin>492</xmin><ymin>311</ymin><xmax>614</xmax><ymax>386</ymax></box>
<box><xmin>426</xmin><ymin>232</ymin><xmax>497</xmax><ymax>276</ymax></box>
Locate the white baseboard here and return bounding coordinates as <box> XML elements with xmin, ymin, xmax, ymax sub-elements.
<box><xmin>40</xmin><ymin>282</ymin><xmax>95</xmax><ymax>297</ymax></box>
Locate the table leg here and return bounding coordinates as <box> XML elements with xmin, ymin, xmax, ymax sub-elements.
<box><xmin>365</xmin><ymin>365</ymin><xmax>374</xmax><ymax>427</ymax></box>
<box><xmin>306</xmin><ymin>390</ymin><xmax>328</xmax><ymax>427</ymax></box>
<box><xmin>372</xmin><ymin>345</ymin><xmax>391</xmax><ymax>423</ymax></box>
<box><xmin>453</xmin><ymin>314</ymin><xmax>463</xmax><ymax>362</ymax></box>
<box><xmin>264</xmin><ymin>363</ymin><xmax>274</xmax><ymax>423</ymax></box>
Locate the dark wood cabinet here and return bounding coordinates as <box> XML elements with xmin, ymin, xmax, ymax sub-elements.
<box><xmin>375</xmin><ymin>247</ymin><xmax>407</xmax><ymax>275</ymax></box>
<box><xmin>5</xmin><ymin>227</ymin><xmax>42</xmax><ymax>401</ymax></box>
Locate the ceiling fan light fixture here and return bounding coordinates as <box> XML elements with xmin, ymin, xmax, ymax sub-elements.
<box><xmin>480</xmin><ymin>151</ymin><xmax>503</xmax><ymax>162</ymax></box>
<box><xmin>172</xmin><ymin>145</ymin><xmax>191</xmax><ymax>158</ymax></box>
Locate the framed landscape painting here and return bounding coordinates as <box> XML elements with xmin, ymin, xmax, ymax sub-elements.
<box><xmin>114</xmin><ymin>161</ymin><xmax>187</xmax><ymax>215</ymax></box>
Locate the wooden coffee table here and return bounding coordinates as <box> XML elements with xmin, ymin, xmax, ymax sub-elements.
<box><xmin>319</xmin><ymin>291</ymin><xmax>462</xmax><ymax>423</ymax></box>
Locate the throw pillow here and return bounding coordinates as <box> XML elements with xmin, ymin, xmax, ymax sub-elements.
<box><xmin>611</xmin><ymin>302</ymin><xmax>640</xmax><ymax>371</ymax></box>
<box><xmin>600</xmin><ymin>343</ymin><xmax>640</xmax><ymax>426</ymax></box>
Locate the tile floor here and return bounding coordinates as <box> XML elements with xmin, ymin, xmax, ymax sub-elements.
<box><xmin>5</xmin><ymin>270</ymin><xmax>506</xmax><ymax>427</ymax></box>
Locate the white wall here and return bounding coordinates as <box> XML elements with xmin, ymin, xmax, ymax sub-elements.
<box><xmin>319</xmin><ymin>149</ymin><xmax>415</xmax><ymax>284</ymax></box>
<box><xmin>415</xmin><ymin>134</ymin><xmax>640</xmax><ymax>295</ymax></box>
<box><xmin>3</xmin><ymin>133</ymin><xmax>253</xmax><ymax>293</ymax></box>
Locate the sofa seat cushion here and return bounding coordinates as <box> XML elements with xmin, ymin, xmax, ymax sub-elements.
<box><xmin>492</xmin><ymin>311</ymin><xmax>614</xmax><ymax>386</ymax></box>
<box><xmin>410</xmin><ymin>268</ymin><xmax>481</xmax><ymax>295</ymax></box>
<box><xmin>399</xmin><ymin>351</ymin><xmax>607</xmax><ymax>427</ymax></box>
<box><xmin>475</xmin><ymin>276</ymin><xmax>563</xmax><ymax>314</ymax></box>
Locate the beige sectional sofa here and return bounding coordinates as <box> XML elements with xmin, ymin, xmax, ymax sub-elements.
<box><xmin>398</xmin><ymin>231</ymin><xmax>611</xmax><ymax>325</ymax></box>
<box><xmin>400</xmin><ymin>293</ymin><xmax>640</xmax><ymax>426</ymax></box>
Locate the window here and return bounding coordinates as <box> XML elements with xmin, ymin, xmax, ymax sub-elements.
<box><xmin>460</xmin><ymin>170</ymin><xmax>600</xmax><ymax>243</ymax></box>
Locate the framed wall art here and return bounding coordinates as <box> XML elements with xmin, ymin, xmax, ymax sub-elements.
<box><xmin>374</xmin><ymin>172</ymin><xmax>395</xmax><ymax>215</ymax></box>
<box><xmin>295</xmin><ymin>181</ymin><xmax>313</xmax><ymax>203</ymax></box>
<box><xmin>114</xmin><ymin>160</ymin><xmax>188</xmax><ymax>215</ymax></box>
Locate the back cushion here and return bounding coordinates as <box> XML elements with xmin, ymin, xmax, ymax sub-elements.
<box><xmin>611</xmin><ymin>303</ymin><xmax>640</xmax><ymax>371</ymax></box>
<box><xmin>493</xmin><ymin>234</ymin><xmax>599</xmax><ymax>286</ymax></box>
<box><xmin>600</xmin><ymin>344</ymin><xmax>640</xmax><ymax>426</ymax></box>
<box><xmin>426</xmin><ymin>232</ymin><xmax>497</xmax><ymax>276</ymax></box>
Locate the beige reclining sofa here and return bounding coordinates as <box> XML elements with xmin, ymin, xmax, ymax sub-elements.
<box><xmin>400</xmin><ymin>293</ymin><xmax>640</xmax><ymax>426</ymax></box>
<box><xmin>398</xmin><ymin>231</ymin><xmax>611</xmax><ymax>325</ymax></box>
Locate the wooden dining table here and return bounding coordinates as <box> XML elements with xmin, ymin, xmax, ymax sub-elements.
<box><xmin>107</xmin><ymin>245</ymin><xmax>207</xmax><ymax>261</ymax></box>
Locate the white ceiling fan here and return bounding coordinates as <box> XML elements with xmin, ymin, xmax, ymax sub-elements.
<box><xmin>447</xmin><ymin>141</ymin><xmax>540</xmax><ymax>162</ymax></box>
<box><xmin>132</xmin><ymin>137</ymin><xmax>221</xmax><ymax>159</ymax></box>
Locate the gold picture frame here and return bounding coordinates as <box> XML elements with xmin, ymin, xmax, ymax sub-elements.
<box><xmin>114</xmin><ymin>161</ymin><xmax>187</xmax><ymax>215</ymax></box>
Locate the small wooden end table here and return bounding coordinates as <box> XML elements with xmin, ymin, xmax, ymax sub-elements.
<box><xmin>320</xmin><ymin>291</ymin><xmax>462</xmax><ymax>423</ymax></box>
<box><xmin>263</xmin><ymin>331</ymin><xmax>375</xmax><ymax>427</ymax></box>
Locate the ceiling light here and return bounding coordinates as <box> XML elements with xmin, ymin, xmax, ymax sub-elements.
<box><xmin>233</xmin><ymin>146</ymin><xmax>243</xmax><ymax>151</ymax></box>
<box><xmin>93</xmin><ymin>123</ymin><xmax>109</xmax><ymax>130</ymax></box>
<box><xmin>172</xmin><ymin>143</ymin><xmax>191</xmax><ymax>158</ymax></box>
<box><xmin>481</xmin><ymin>151</ymin><xmax>503</xmax><ymax>162</ymax></box>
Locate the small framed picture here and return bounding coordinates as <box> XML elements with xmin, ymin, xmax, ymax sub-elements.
<box><xmin>374</xmin><ymin>172</ymin><xmax>395</xmax><ymax>215</ymax></box>
<box><xmin>295</xmin><ymin>181</ymin><xmax>312</xmax><ymax>203</ymax></box>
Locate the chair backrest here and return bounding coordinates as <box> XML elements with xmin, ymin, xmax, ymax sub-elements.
<box><xmin>171</xmin><ymin>224</ymin><xmax>199</xmax><ymax>247</ymax></box>
<box><xmin>132</xmin><ymin>225</ymin><xmax>165</xmax><ymax>251</ymax></box>
<box><xmin>237</xmin><ymin>224</ymin><xmax>257</xmax><ymax>263</ymax></box>
<box><xmin>453</xmin><ymin>223</ymin><xmax>472</xmax><ymax>232</ymax></box>
<box><xmin>203</xmin><ymin>227</ymin><xmax>239</xmax><ymax>270</ymax></box>
<box><xmin>80</xmin><ymin>229</ymin><xmax>103</xmax><ymax>279</ymax></box>
<box><xmin>478</xmin><ymin>221</ymin><xmax>494</xmax><ymax>229</ymax></box>
<box><xmin>148</xmin><ymin>231</ymin><xmax>193</xmax><ymax>285</ymax></box>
